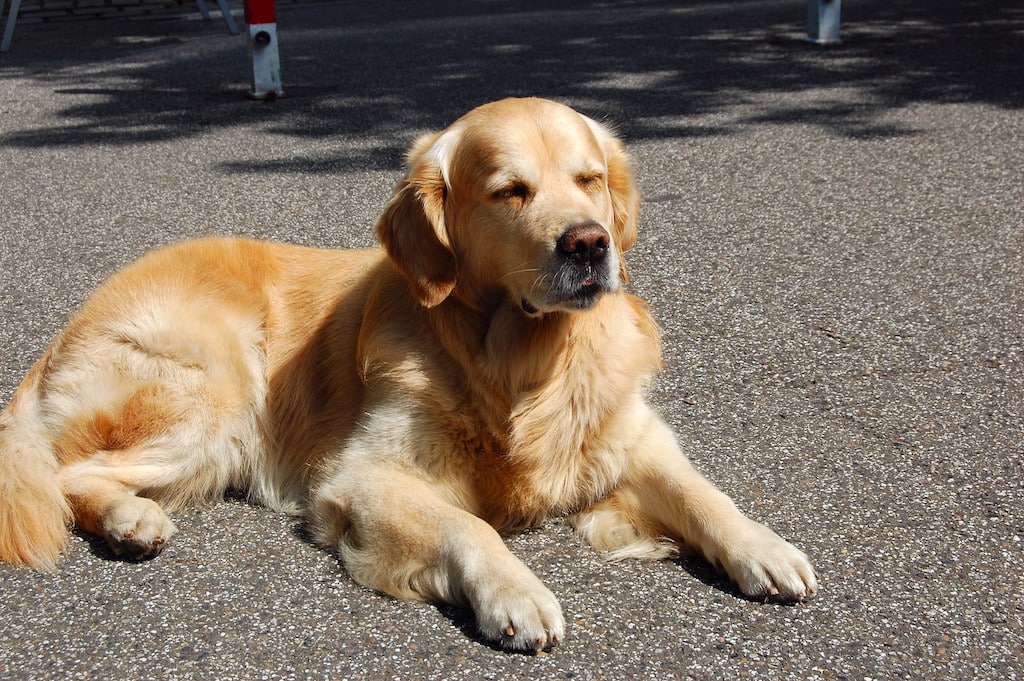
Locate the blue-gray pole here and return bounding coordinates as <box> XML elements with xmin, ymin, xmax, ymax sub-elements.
<box><xmin>807</xmin><ymin>0</ymin><xmax>841</xmax><ymax>44</ymax></box>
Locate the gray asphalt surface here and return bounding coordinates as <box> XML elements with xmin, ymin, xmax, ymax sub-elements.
<box><xmin>1</xmin><ymin>0</ymin><xmax>1022</xmax><ymax>678</ymax></box>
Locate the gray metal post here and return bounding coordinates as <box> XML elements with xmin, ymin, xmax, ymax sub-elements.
<box><xmin>807</xmin><ymin>0</ymin><xmax>841</xmax><ymax>44</ymax></box>
<box><xmin>1</xmin><ymin>0</ymin><xmax>23</xmax><ymax>53</ymax></box>
<box><xmin>247</xmin><ymin>24</ymin><xmax>283</xmax><ymax>99</ymax></box>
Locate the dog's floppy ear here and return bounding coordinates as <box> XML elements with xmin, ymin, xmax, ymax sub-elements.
<box><xmin>375</xmin><ymin>131</ymin><xmax>457</xmax><ymax>307</ymax></box>
<box><xmin>602</xmin><ymin>131</ymin><xmax>640</xmax><ymax>257</ymax></box>
<box><xmin>583</xmin><ymin>117</ymin><xmax>640</xmax><ymax>283</ymax></box>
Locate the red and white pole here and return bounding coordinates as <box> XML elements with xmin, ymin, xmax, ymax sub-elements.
<box><xmin>244</xmin><ymin>0</ymin><xmax>283</xmax><ymax>99</ymax></box>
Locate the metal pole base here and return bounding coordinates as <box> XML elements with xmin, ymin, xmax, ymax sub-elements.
<box><xmin>248</xmin><ymin>23</ymin><xmax>283</xmax><ymax>100</ymax></box>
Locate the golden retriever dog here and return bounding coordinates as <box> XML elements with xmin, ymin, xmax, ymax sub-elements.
<box><xmin>0</xmin><ymin>97</ymin><xmax>816</xmax><ymax>651</ymax></box>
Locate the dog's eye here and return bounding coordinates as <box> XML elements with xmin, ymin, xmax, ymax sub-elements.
<box><xmin>491</xmin><ymin>183</ymin><xmax>530</xmax><ymax>202</ymax></box>
<box><xmin>576</xmin><ymin>173</ymin><xmax>604</xmax><ymax>191</ymax></box>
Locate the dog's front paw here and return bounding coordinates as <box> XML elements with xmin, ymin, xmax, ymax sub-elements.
<box><xmin>102</xmin><ymin>495</ymin><xmax>177</xmax><ymax>560</ymax></box>
<box><xmin>718</xmin><ymin>519</ymin><xmax>818</xmax><ymax>603</ymax></box>
<box><xmin>467</xmin><ymin>564</ymin><xmax>565</xmax><ymax>651</ymax></box>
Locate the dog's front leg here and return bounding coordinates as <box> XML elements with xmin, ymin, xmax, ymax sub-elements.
<box><xmin>624</xmin><ymin>413</ymin><xmax>818</xmax><ymax>601</ymax></box>
<box><xmin>310</xmin><ymin>465</ymin><xmax>564</xmax><ymax>651</ymax></box>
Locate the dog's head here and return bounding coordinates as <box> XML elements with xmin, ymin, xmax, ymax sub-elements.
<box><xmin>376</xmin><ymin>97</ymin><xmax>640</xmax><ymax>316</ymax></box>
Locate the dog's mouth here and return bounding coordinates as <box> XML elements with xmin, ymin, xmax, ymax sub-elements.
<box><xmin>571</xmin><ymin>273</ymin><xmax>604</xmax><ymax>302</ymax></box>
<box><xmin>560</xmin><ymin>278</ymin><xmax>605</xmax><ymax>310</ymax></box>
<box><xmin>520</xmin><ymin>263</ymin><xmax>615</xmax><ymax>316</ymax></box>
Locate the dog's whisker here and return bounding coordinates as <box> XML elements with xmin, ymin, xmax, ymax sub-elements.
<box><xmin>528</xmin><ymin>273</ymin><xmax>551</xmax><ymax>299</ymax></box>
<box><xmin>498</xmin><ymin>264</ymin><xmax>541</xmax><ymax>283</ymax></box>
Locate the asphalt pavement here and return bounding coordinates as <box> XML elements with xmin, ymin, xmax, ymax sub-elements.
<box><xmin>0</xmin><ymin>0</ymin><xmax>1022</xmax><ymax>678</ymax></box>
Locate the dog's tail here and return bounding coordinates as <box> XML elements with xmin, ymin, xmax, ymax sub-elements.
<box><xmin>0</xmin><ymin>354</ymin><xmax>72</xmax><ymax>571</ymax></box>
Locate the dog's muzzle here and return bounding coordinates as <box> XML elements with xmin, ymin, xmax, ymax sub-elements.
<box><xmin>541</xmin><ymin>221</ymin><xmax>618</xmax><ymax>311</ymax></box>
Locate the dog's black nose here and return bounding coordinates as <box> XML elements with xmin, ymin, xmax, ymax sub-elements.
<box><xmin>558</xmin><ymin>222</ymin><xmax>610</xmax><ymax>268</ymax></box>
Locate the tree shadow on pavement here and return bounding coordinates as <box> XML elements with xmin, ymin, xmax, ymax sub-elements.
<box><xmin>0</xmin><ymin>0</ymin><xmax>1021</xmax><ymax>173</ymax></box>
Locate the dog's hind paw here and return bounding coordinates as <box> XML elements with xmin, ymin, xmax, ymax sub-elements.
<box><xmin>102</xmin><ymin>495</ymin><xmax>177</xmax><ymax>560</ymax></box>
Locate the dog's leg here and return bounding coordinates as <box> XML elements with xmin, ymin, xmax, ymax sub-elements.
<box><xmin>51</xmin><ymin>381</ymin><xmax>252</xmax><ymax>560</ymax></box>
<box><xmin>609</xmin><ymin>413</ymin><xmax>818</xmax><ymax>601</ymax></box>
<box><xmin>59</xmin><ymin>453</ymin><xmax>179</xmax><ymax>559</ymax></box>
<box><xmin>311</xmin><ymin>466</ymin><xmax>565</xmax><ymax>651</ymax></box>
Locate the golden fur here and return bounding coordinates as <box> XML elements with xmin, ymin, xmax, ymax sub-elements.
<box><xmin>0</xmin><ymin>98</ymin><xmax>816</xmax><ymax>650</ymax></box>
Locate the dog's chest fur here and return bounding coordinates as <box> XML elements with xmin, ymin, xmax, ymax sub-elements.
<box><xmin>373</xmin><ymin>293</ymin><xmax>663</xmax><ymax>530</ymax></box>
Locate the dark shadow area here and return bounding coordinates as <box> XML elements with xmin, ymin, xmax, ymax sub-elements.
<box><xmin>0</xmin><ymin>0</ymin><xmax>1021</xmax><ymax>173</ymax></box>
<box><xmin>672</xmin><ymin>551</ymin><xmax>745</xmax><ymax>597</ymax></box>
<box><xmin>74</xmin><ymin>527</ymin><xmax>120</xmax><ymax>562</ymax></box>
